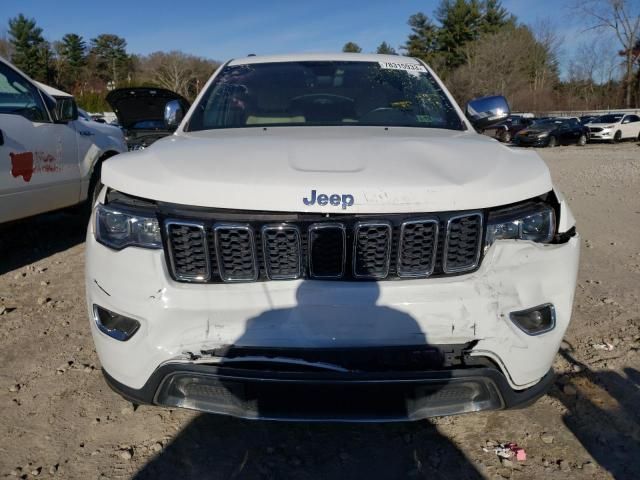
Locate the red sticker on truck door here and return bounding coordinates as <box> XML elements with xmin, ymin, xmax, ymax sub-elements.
<box><xmin>10</xmin><ymin>152</ymin><xmax>34</xmax><ymax>182</ymax></box>
<box><xmin>9</xmin><ymin>151</ymin><xmax>61</xmax><ymax>182</ymax></box>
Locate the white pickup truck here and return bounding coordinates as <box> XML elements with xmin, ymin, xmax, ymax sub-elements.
<box><xmin>0</xmin><ymin>57</ymin><xmax>126</xmax><ymax>223</ymax></box>
<box><xmin>86</xmin><ymin>53</ymin><xmax>580</xmax><ymax>421</ymax></box>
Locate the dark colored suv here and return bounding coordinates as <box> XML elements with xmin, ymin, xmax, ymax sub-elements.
<box><xmin>514</xmin><ymin>117</ymin><xmax>589</xmax><ymax>148</ymax></box>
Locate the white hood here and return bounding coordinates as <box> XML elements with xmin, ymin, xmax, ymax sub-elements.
<box><xmin>102</xmin><ymin>127</ymin><xmax>552</xmax><ymax>213</ymax></box>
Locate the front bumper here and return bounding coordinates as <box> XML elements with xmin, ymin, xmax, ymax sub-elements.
<box><xmin>86</xmin><ymin>208</ymin><xmax>580</xmax><ymax>418</ymax></box>
<box><xmin>588</xmin><ymin>130</ymin><xmax>613</xmax><ymax>140</ymax></box>
<box><xmin>103</xmin><ymin>362</ymin><xmax>555</xmax><ymax>421</ymax></box>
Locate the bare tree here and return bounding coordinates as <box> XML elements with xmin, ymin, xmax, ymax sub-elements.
<box><xmin>577</xmin><ymin>0</ymin><xmax>640</xmax><ymax>107</ymax></box>
<box><xmin>137</xmin><ymin>51</ymin><xmax>219</xmax><ymax>100</ymax></box>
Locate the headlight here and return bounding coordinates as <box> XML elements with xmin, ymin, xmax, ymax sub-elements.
<box><xmin>485</xmin><ymin>203</ymin><xmax>555</xmax><ymax>249</ymax></box>
<box><xmin>95</xmin><ymin>204</ymin><xmax>161</xmax><ymax>249</ymax></box>
<box><xmin>537</xmin><ymin>132</ymin><xmax>549</xmax><ymax>138</ymax></box>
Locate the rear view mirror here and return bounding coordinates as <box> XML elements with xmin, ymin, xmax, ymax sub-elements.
<box><xmin>465</xmin><ymin>95</ymin><xmax>510</xmax><ymax>130</ymax></box>
<box><xmin>164</xmin><ymin>100</ymin><xmax>184</xmax><ymax>130</ymax></box>
<box><xmin>54</xmin><ymin>98</ymin><xmax>78</xmax><ymax>123</ymax></box>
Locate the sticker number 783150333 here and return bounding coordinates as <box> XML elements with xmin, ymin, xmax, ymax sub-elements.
<box><xmin>378</xmin><ymin>61</ymin><xmax>427</xmax><ymax>73</ymax></box>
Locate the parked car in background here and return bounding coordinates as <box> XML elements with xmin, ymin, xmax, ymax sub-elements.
<box><xmin>0</xmin><ymin>57</ymin><xmax>126</xmax><ymax>223</ymax></box>
<box><xmin>586</xmin><ymin>113</ymin><xmax>640</xmax><ymax>142</ymax></box>
<box><xmin>514</xmin><ymin>117</ymin><xmax>589</xmax><ymax>148</ymax></box>
<box><xmin>106</xmin><ymin>87</ymin><xmax>190</xmax><ymax>151</ymax></box>
<box><xmin>483</xmin><ymin>114</ymin><xmax>534</xmax><ymax>143</ymax></box>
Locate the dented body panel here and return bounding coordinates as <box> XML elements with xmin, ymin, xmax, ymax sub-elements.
<box><xmin>86</xmin><ymin>202</ymin><xmax>579</xmax><ymax>390</ymax></box>
<box><xmin>103</xmin><ymin>128</ymin><xmax>552</xmax><ymax>214</ymax></box>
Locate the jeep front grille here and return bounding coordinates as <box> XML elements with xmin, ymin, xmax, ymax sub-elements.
<box><xmin>163</xmin><ymin>211</ymin><xmax>484</xmax><ymax>283</ymax></box>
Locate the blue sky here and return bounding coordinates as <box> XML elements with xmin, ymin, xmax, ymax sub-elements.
<box><xmin>1</xmin><ymin>0</ymin><xmax>611</xmax><ymax>77</ymax></box>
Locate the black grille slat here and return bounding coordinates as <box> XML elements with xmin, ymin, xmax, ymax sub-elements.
<box><xmin>443</xmin><ymin>214</ymin><xmax>483</xmax><ymax>273</ymax></box>
<box><xmin>164</xmin><ymin>212</ymin><xmax>483</xmax><ymax>283</ymax></box>
<box><xmin>397</xmin><ymin>220</ymin><xmax>438</xmax><ymax>277</ymax></box>
<box><xmin>353</xmin><ymin>222</ymin><xmax>392</xmax><ymax>279</ymax></box>
<box><xmin>214</xmin><ymin>225</ymin><xmax>258</xmax><ymax>282</ymax></box>
<box><xmin>262</xmin><ymin>226</ymin><xmax>302</xmax><ymax>280</ymax></box>
<box><xmin>166</xmin><ymin>222</ymin><xmax>209</xmax><ymax>281</ymax></box>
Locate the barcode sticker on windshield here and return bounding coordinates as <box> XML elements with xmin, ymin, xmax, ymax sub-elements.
<box><xmin>378</xmin><ymin>61</ymin><xmax>427</xmax><ymax>73</ymax></box>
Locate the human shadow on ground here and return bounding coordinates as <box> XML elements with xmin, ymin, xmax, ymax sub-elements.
<box><xmin>551</xmin><ymin>347</ymin><xmax>640</xmax><ymax>478</ymax></box>
<box><xmin>0</xmin><ymin>209</ymin><xmax>87</xmax><ymax>275</ymax></box>
<box><xmin>134</xmin><ymin>281</ymin><xmax>484</xmax><ymax>479</ymax></box>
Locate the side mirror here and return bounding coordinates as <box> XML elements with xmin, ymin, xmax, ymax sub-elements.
<box><xmin>465</xmin><ymin>95</ymin><xmax>510</xmax><ymax>130</ymax></box>
<box><xmin>164</xmin><ymin>100</ymin><xmax>184</xmax><ymax>130</ymax></box>
<box><xmin>54</xmin><ymin>98</ymin><xmax>78</xmax><ymax>123</ymax></box>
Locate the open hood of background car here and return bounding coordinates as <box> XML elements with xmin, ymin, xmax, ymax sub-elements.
<box><xmin>106</xmin><ymin>87</ymin><xmax>190</xmax><ymax>130</ymax></box>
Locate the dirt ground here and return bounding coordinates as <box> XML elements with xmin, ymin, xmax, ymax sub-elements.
<box><xmin>0</xmin><ymin>142</ymin><xmax>639</xmax><ymax>480</ymax></box>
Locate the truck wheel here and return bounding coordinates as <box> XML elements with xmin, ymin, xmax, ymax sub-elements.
<box><xmin>577</xmin><ymin>134</ymin><xmax>587</xmax><ymax>146</ymax></box>
<box><xmin>547</xmin><ymin>136</ymin><xmax>557</xmax><ymax>148</ymax></box>
<box><xmin>502</xmin><ymin>131</ymin><xmax>511</xmax><ymax>143</ymax></box>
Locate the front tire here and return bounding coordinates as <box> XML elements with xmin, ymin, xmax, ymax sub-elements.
<box><xmin>577</xmin><ymin>134</ymin><xmax>587</xmax><ymax>146</ymax></box>
<box><xmin>613</xmin><ymin>130</ymin><xmax>622</xmax><ymax>143</ymax></box>
<box><xmin>547</xmin><ymin>136</ymin><xmax>557</xmax><ymax>148</ymax></box>
<box><xmin>502</xmin><ymin>131</ymin><xmax>512</xmax><ymax>143</ymax></box>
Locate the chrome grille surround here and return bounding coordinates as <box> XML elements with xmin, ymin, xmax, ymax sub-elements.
<box><xmin>397</xmin><ymin>219</ymin><xmax>439</xmax><ymax>278</ymax></box>
<box><xmin>213</xmin><ymin>223</ymin><xmax>259</xmax><ymax>282</ymax></box>
<box><xmin>352</xmin><ymin>221</ymin><xmax>392</xmax><ymax>279</ymax></box>
<box><xmin>442</xmin><ymin>213</ymin><xmax>483</xmax><ymax>274</ymax></box>
<box><xmin>162</xmin><ymin>211</ymin><xmax>485</xmax><ymax>284</ymax></box>
<box><xmin>164</xmin><ymin>220</ymin><xmax>210</xmax><ymax>282</ymax></box>
<box><xmin>261</xmin><ymin>224</ymin><xmax>302</xmax><ymax>280</ymax></box>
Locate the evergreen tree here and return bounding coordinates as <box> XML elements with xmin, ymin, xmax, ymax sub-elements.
<box><xmin>89</xmin><ymin>34</ymin><xmax>130</xmax><ymax>86</ymax></box>
<box><xmin>480</xmin><ymin>0</ymin><xmax>512</xmax><ymax>34</ymax></box>
<box><xmin>60</xmin><ymin>33</ymin><xmax>86</xmax><ymax>69</ymax></box>
<box><xmin>8</xmin><ymin>14</ymin><xmax>46</xmax><ymax>79</ymax></box>
<box><xmin>436</xmin><ymin>0</ymin><xmax>483</xmax><ymax>70</ymax></box>
<box><xmin>342</xmin><ymin>42</ymin><xmax>362</xmax><ymax>53</ymax></box>
<box><xmin>376</xmin><ymin>41</ymin><xmax>397</xmax><ymax>55</ymax></box>
<box><xmin>403</xmin><ymin>13</ymin><xmax>440</xmax><ymax>62</ymax></box>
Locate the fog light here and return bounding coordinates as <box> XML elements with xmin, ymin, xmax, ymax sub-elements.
<box><xmin>509</xmin><ymin>304</ymin><xmax>555</xmax><ymax>335</ymax></box>
<box><xmin>93</xmin><ymin>305</ymin><xmax>140</xmax><ymax>341</ymax></box>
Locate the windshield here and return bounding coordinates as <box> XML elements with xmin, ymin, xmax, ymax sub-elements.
<box><xmin>597</xmin><ymin>114</ymin><xmax>623</xmax><ymax>123</ymax></box>
<box><xmin>187</xmin><ymin>61</ymin><xmax>464</xmax><ymax>131</ymax></box>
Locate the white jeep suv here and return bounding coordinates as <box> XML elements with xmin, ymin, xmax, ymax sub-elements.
<box><xmin>86</xmin><ymin>54</ymin><xmax>580</xmax><ymax>421</ymax></box>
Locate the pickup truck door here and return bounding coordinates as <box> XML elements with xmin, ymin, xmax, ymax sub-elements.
<box><xmin>0</xmin><ymin>61</ymin><xmax>80</xmax><ymax>223</ymax></box>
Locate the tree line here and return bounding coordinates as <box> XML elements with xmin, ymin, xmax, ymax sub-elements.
<box><xmin>2</xmin><ymin>0</ymin><xmax>639</xmax><ymax>113</ymax></box>
<box><xmin>0</xmin><ymin>15</ymin><xmax>220</xmax><ymax>111</ymax></box>
<box><xmin>346</xmin><ymin>0</ymin><xmax>639</xmax><ymax>112</ymax></box>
